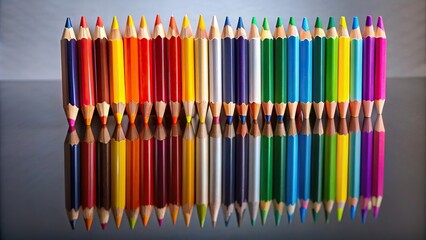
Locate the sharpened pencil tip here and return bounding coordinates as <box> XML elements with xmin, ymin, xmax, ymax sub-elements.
<box><xmin>260</xmin><ymin>210</ymin><xmax>268</xmax><ymax>225</ymax></box>
<box><xmin>169</xmin><ymin>15</ymin><xmax>177</xmax><ymax>29</ymax></box>
<box><xmin>211</xmin><ymin>220</ymin><xmax>217</xmax><ymax>228</ymax></box>
<box><xmin>350</xmin><ymin>205</ymin><xmax>357</xmax><ymax>220</ymax></box>
<box><xmin>96</xmin><ymin>16</ymin><xmax>104</xmax><ymax>27</ymax></box>
<box><xmin>186</xmin><ymin>116</ymin><xmax>192</xmax><ymax>123</ymax></box>
<box><xmin>240</xmin><ymin>115</ymin><xmax>246</xmax><ymax>123</ymax></box>
<box><xmin>325</xmin><ymin>211</ymin><xmax>330</xmax><ymax>223</ymax></box>
<box><xmin>274</xmin><ymin>210</ymin><xmax>281</xmax><ymax>226</ymax></box>
<box><xmin>287</xmin><ymin>213</ymin><xmax>294</xmax><ymax>224</ymax></box>
<box><xmin>197</xmin><ymin>15</ymin><xmax>206</xmax><ymax>30</ymax></box>
<box><xmin>340</xmin><ymin>16</ymin><xmax>347</xmax><ymax>29</ymax></box>
<box><xmin>315</xmin><ymin>17</ymin><xmax>323</xmax><ymax>28</ymax></box>
<box><xmin>155</xmin><ymin>14</ymin><xmax>162</xmax><ymax>25</ymax></box>
<box><xmin>251</xmin><ymin>219</ymin><xmax>256</xmax><ymax>226</ymax></box>
<box><xmin>366</xmin><ymin>15</ymin><xmax>373</xmax><ymax>26</ymax></box>
<box><xmin>275</xmin><ymin>17</ymin><xmax>283</xmax><ymax>27</ymax></box>
<box><xmin>237</xmin><ymin>17</ymin><xmax>244</xmax><ymax>29</ymax></box>
<box><xmin>182</xmin><ymin>15</ymin><xmax>190</xmax><ymax>28</ymax></box>
<box><xmin>129</xmin><ymin>218</ymin><xmax>137</xmax><ymax>229</ymax></box>
<box><xmin>352</xmin><ymin>17</ymin><xmax>359</xmax><ymax>30</ymax></box>
<box><xmin>227</xmin><ymin>116</ymin><xmax>233</xmax><ymax>124</ymax></box>
<box><xmin>84</xmin><ymin>217</ymin><xmax>93</xmax><ymax>231</ymax></box>
<box><xmin>377</xmin><ymin>16</ymin><xmax>384</xmax><ymax>30</ymax></box>
<box><xmin>337</xmin><ymin>208</ymin><xmax>344</xmax><ymax>222</ymax></box>
<box><xmin>101</xmin><ymin>223</ymin><xmax>107</xmax><ymax>230</ymax></box>
<box><xmin>68</xmin><ymin>118</ymin><xmax>75</xmax><ymax>127</ymax></box>
<box><xmin>157</xmin><ymin>117</ymin><xmax>163</xmax><ymax>124</ymax></box>
<box><xmin>251</xmin><ymin>17</ymin><xmax>258</xmax><ymax>25</ymax></box>
<box><xmin>65</xmin><ymin>17</ymin><xmax>72</xmax><ymax>28</ymax></box>
<box><xmin>300</xmin><ymin>207</ymin><xmax>307</xmax><ymax>223</ymax></box>
<box><xmin>373</xmin><ymin>207</ymin><xmax>380</xmax><ymax>219</ymax></box>
<box><xmin>289</xmin><ymin>16</ymin><xmax>296</xmax><ymax>26</ymax></box>
<box><xmin>262</xmin><ymin>18</ymin><xmax>269</xmax><ymax>30</ymax></box>
<box><xmin>111</xmin><ymin>16</ymin><xmax>119</xmax><ymax>29</ymax></box>
<box><xmin>277</xmin><ymin>115</ymin><xmax>284</xmax><ymax>122</ymax></box>
<box><xmin>126</xmin><ymin>15</ymin><xmax>134</xmax><ymax>27</ymax></box>
<box><xmin>224</xmin><ymin>16</ymin><xmax>231</xmax><ymax>26</ymax></box>
<box><xmin>302</xmin><ymin>17</ymin><xmax>309</xmax><ymax>31</ymax></box>
<box><xmin>80</xmin><ymin>16</ymin><xmax>88</xmax><ymax>28</ymax></box>
<box><xmin>70</xmin><ymin>220</ymin><xmax>76</xmax><ymax>230</ymax></box>
<box><xmin>140</xmin><ymin>16</ymin><xmax>148</xmax><ymax>28</ymax></box>
<box><xmin>225</xmin><ymin>218</ymin><xmax>230</xmax><ymax>227</ymax></box>
<box><xmin>327</xmin><ymin>17</ymin><xmax>335</xmax><ymax>29</ymax></box>
<box><xmin>265</xmin><ymin>115</ymin><xmax>271</xmax><ymax>122</ymax></box>
<box><xmin>312</xmin><ymin>209</ymin><xmax>319</xmax><ymax>222</ymax></box>
<box><xmin>361</xmin><ymin>209</ymin><xmax>367</xmax><ymax>223</ymax></box>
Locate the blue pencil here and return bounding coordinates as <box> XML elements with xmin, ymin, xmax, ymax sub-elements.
<box><xmin>287</xmin><ymin>17</ymin><xmax>299</xmax><ymax>119</ymax></box>
<box><xmin>286</xmin><ymin>119</ymin><xmax>298</xmax><ymax>223</ymax></box>
<box><xmin>298</xmin><ymin>119</ymin><xmax>311</xmax><ymax>223</ymax></box>
<box><xmin>64</xmin><ymin>126</ymin><xmax>80</xmax><ymax>229</ymax></box>
<box><xmin>299</xmin><ymin>17</ymin><xmax>313</xmax><ymax>118</ymax></box>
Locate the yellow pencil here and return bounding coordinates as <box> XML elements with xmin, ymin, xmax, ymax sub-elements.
<box><xmin>337</xmin><ymin>16</ymin><xmax>350</xmax><ymax>118</ymax></box>
<box><xmin>109</xmin><ymin>16</ymin><xmax>126</xmax><ymax>124</ymax></box>
<box><xmin>182</xmin><ymin>123</ymin><xmax>195</xmax><ymax>226</ymax></box>
<box><xmin>195</xmin><ymin>15</ymin><xmax>209</xmax><ymax>123</ymax></box>
<box><xmin>111</xmin><ymin>124</ymin><xmax>126</xmax><ymax>228</ymax></box>
<box><xmin>336</xmin><ymin>119</ymin><xmax>349</xmax><ymax>221</ymax></box>
<box><xmin>181</xmin><ymin>15</ymin><xmax>195</xmax><ymax>123</ymax></box>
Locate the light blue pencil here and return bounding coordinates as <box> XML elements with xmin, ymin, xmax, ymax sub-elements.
<box><xmin>300</xmin><ymin>17</ymin><xmax>312</xmax><ymax>118</ymax></box>
<box><xmin>348</xmin><ymin>117</ymin><xmax>361</xmax><ymax>220</ymax></box>
<box><xmin>286</xmin><ymin>119</ymin><xmax>298</xmax><ymax>223</ymax></box>
<box><xmin>349</xmin><ymin>17</ymin><xmax>363</xmax><ymax>117</ymax></box>
<box><xmin>298</xmin><ymin>119</ymin><xmax>311</xmax><ymax>223</ymax></box>
<box><xmin>287</xmin><ymin>17</ymin><xmax>299</xmax><ymax>119</ymax></box>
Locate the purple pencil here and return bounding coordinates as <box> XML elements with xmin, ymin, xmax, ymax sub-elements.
<box><xmin>360</xmin><ymin>117</ymin><xmax>373</xmax><ymax>223</ymax></box>
<box><xmin>236</xmin><ymin>17</ymin><xmax>249</xmax><ymax>123</ymax></box>
<box><xmin>362</xmin><ymin>16</ymin><xmax>375</xmax><ymax>117</ymax></box>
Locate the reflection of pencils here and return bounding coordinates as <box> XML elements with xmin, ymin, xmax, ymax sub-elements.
<box><xmin>64</xmin><ymin>126</ymin><xmax>80</xmax><ymax>229</ymax></box>
<box><xmin>182</xmin><ymin>123</ymin><xmax>195</xmax><ymax>226</ymax></box>
<box><xmin>235</xmin><ymin>17</ymin><xmax>249</xmax><ymax>123</ymax></box>
<box><xmin>312</xmin><ymin>18</ymin><xmax>325</xmax><ymax>119</ymax></box>
<box><xmin>140</xmin><ymin>124</ymin><xmax>154</xmax><ymax>226</ymax></box>
<box><xmin>153</xmin><ymin>15</ymin><xmax>168</xmax><ymax>124</ymax></box>
<box><xmin>111</xmin><ymin>124</ymin><xmax>126</xmax><ymax>228</ymax></box>
<box><xmin>181</xmin><ymin>16</ymin><xmax>195</xmax><ymax>123</ymax></box>
<box><xmin>222</xmin><ymin>17</ymin><xmax>236</xmax><ymax>124</ymax></box>
<box><xmin>61</xmin><ymin>18</ymin><xmax>79</xmax><ymax>127</ymax></box>
<box><xmin>349</xmin><ymin>17</ymin><xmax>362</xmax><ymax>117</ymax></box>
<box><xmin>167</xmin><ymin>16</ymin><xmax>182</xmax><ymax>124</ymax></box>
<box><xmin>81</xmin><ymin>126</ymin><xmax>96</xmax><ymax>230</ymax></box>
<box><xmin>124</xmin><ymin>16</ymin><xmax>139</xmax><ymax>124</ymax></box>
<box><xmin>300</xmin><ymin>18</ymin><xmax>312</xmax><ymax>119</ymax></box>
<box><xmin>77</xmin><ymin>16</ymin><xmax>95</xmax><ymax>125</ymax></box>
<box><xmin>287</xmin><ymin>17</ymin><xmax>299</xmax><ymax>119</ymax></box>
<box><xmin>325</xmin><ymin>17</ymin><xmax>338</xmax><ymax>119</ymax></box>
<box><xmin>195</xmin><ymin>16</ymin><xmax>209</xmax><ymax>123</ymax></box>
<box><xmin>348</xmin><ymin>117</ymin><xmax>361</xmax><ymax>220</ymax></box>
<box><xmin>154</xmin><ymin>124</ymin><xmax>168</xmax><ymax>226</ymax></box>
<box><xmin>126</xmin><ymin>124</ymin><xmax>140</xmax><ymax>229</ymax></box>
<box><xmin>209</xmin><ymin>16</ymin><xmax>222</xmax><ymax>123</ymax></box>
<box><xmin>138</xmin><ymin>16</ymin><xmax>154</xmax><ymax>124</ymax></box>
<box><xmin>372</xmin><ymin>115</ymin><xmax>385</xmax><ymax>218</ymax></box>
<box><xmin>209</xmin><ymin>122</ymin><xmax>222</xmax><ymax>227</ymax></box>
<box><xmin>298</xmin><ymin>119</ymin><xmax>311</xmax><ymax>223</ymax></box>
<box><xmin>324</xmin><ymin>118</ymin><xmax>336</xmax><ymax>222</ymax></box>
<box><xmin>360</xmin><ymin>117</ymin><xmax>373</xmax><ymax>223</ymax></box>
<box><xmin>196</xmin><ymin>123</ymin><xmax>209</xmax><ymax>227</ymax></box>
<box><xmin>235</xmin><ymin>122</ymin><xmax>249</xmax><ymax>226</ymax></box>
<box><xmin>311</xmin><ymin>119</ymin><xmax>324</xmax><ymax>222</ymax></box>
<box><xmin>169</xmin><ymin>123</ymin><xmax>182</xmax><ymax>224</ymax></box>
<box><xmin>97</xmin><ymin>126</ymin><xmax>111</xmax><ymax>229</ymax></box>
<box><xmin>374</xmin><ymin>17</ymin><xmax>386</xmax><ymax>114</ymax></box>
<box><xmin>260</xmin><ymin>122</ymin><xmax>273</xmax><ymax>224</ymax></box>
<box><xmin>286</xmin><ymin>120</ymin><xmax>298</xmax><ymax>223</ymax></box>
<box><xmin>337</xmin><ymin>17</ymin><xmax>350</xmax><ymax>118</ymax></box>
<box><xmin>222</xmin><ymin>122</ymin><xmax>236</xmax><ymax>226</ymax></box>
<box><xmin>248</xmin><ymin>18</ymin><xmax>261</xmax><ymax>121</ymax></box>
<box><xmin>336</xmin><ymin>118</ymin><xmax>349</xmax><ymax>221</ymax></box>
<box><xmin>109</xmin><ymin>17</ymin><xmax>126</xmax><ymax>124</ymax></box>
<box><xmin>260</xmin><ymin>18</ymin><xmax>274</xmax><ymax>122</ymax></box>
<box><xmin>273</xmin><ymin>17</ymin><xmax>287</xmax><ymax>121</ymax></box>
<box><xmin>93</xmin><ymin>17</ymin><xmax>110</xmax><ymax>125</ymax></box>
<box><xmin>273</xmin><ymin>121</ymin><xmax>286</xmax><ymax>225</ymax></box>
<box><xmin>248</xmin><ymin>121</ymin><xmax>261</xmax><ymax>225</ymax></box>
<box><xmin>362</xmin><ymin>16</ymin><xmax>375</xmax><ymax>117</ymax></box>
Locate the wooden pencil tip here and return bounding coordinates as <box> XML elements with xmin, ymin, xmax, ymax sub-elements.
<box><xmin>366</xmin><ymin>15</ymin><xmax>373</xmax><ymax>26</ymax></box>
<box><xmin>80</xmin><ymin>16</ymin><xmax>88</xmax><ymax>28</ymax></box>
<box><xmin>96</xmin><ymin>16</ymin><xmax>103</xmax><ymax>27</ymax></box>
<box><xmin>352</xmin><ymin>16</ymin><xmax>359</xmax><ymax>29</ymax></box>
<box><xmin>126</xmin><ymin>15</ymin><xmax>134</xmax><ymax>27</ymax></box>
<box><xmin>155</xmin><ymin>14</ymin><xmax>162</xmax><ymax>25</ymax></box>
<box><xmin>65</xmin><ymin>17</ymin><xmax>72</xmax><ymax>28</ymax></box>
<box><xmin>111</xmin><ymin>16</ymin><xmax>119</xmax><ymax>29</ymax></box>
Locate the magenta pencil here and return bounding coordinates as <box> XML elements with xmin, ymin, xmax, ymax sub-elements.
<box><xmin>374</xmin><ymin>16</ymin><xmax>386</xmax><ymax>115</ymax></box>
<box><xmin>362</xmin><ymin>16</ymin><xmax>375</xmax><ymax>117</ymax></box>
<box><xmin>372</xmin><ymin>115</ymin><xmax>385</xmax><ymax>219</ymax></box>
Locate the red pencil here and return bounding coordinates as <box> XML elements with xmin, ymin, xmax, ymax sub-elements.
<box><xmin>169</xmin><ymin>123</ymin><xmax>182</xmax><ymax>224</ymax></box>
<box><xmin>140</xmin><ymin>124</ymin><xmax>154</xmax><ymax>226</ymax></box>
<box><xmin>77</xmin><ymin>16</ymin><xmax>95</xmax><ymax>125</ymax></box>
<box><xmin>126</xmin><ymin>123</ymin><xmax>140</xmax><ymax>229</ymax></box>
<box><xmin>81</xmin><ymin>126</ymin><xmax>96</xmax><ymax>230</ymax></box>
<box><xmin>153</xmin><ymin>15</ymin><xmax>168</xmax><ymax>124</ymax></box>
<box><xmin>154</xmin><ymin>124</ymin><xmax>168</xmax><ymax>226</ymax></box>
<box><xmin>167</xmin><ymin>16</ymin><xmax>182</xmax><ymax>124</ymax></box>
<box><xmin>138</xmin><ymin>16</ymin><xmax>154</xmax><ymax>124</ymax></box>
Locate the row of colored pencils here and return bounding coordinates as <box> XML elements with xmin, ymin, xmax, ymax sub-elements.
<box><xmin>61</xmin><ymin>15</ymin><xmax>387</xmax><ymax>127</ymax></box>
<box><xmin>65</xmin><ymin>115</ymin><xmax>385</xmax><ymax>230</ymax></box>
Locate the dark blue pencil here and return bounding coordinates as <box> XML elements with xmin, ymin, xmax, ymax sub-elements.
<box><xmin>222</xmin><ymin>17</ymin><xmax>236</xmax><ymax>123</ymax></box>
<box><xmin>64</xmin><ymin>126</ymin><xmax>80</xmax><ymax>229</ymax></box>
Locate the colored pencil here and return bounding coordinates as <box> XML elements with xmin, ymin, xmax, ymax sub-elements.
<box><xmin>260</xmin><ymin>121</ymin><xmax>273</xmax><ymax>224</ymax></box>
<box><xmin>64</xmin><ymin>126</ymin><xmax>80</xmax><ymax>229</ymax></box>
<box><xmin>181</xmin><ymin>15</ymin><xmax>195</xmax><ymax>123</ymax></box>
<box><xmin>312</xmin><ymin>17</ymin><xmax>326</xmax><ymax>119</ymax></box>
<box><xmin>337</xmin><ymin>17</ymin><xmax>350</xmax><ymax>118</ymax></box>
<box><xmin>123</xmin><ymin>16</ymin><xmax>140</xmax><ymax>124</ymax></box>
<box><xmin>61</xmin><ymin>18</ymin><xmax>79</xmax><ymax>127</ymax></box>
<box><xmin>154</xmin><ymin>124</ymin><xmax>168</xmax><ymax>226</ymax></box>
<box><xmin>138</xmin><ymin>16</ymin><xmax>154</xmax><ymax>124</ymax></box>
<box><xmin>300</xmin><ymin>18</ymin><xmax>312</xmax><ymax>119</ymax></box>
<box><xmin>235</xmin><ymin>17</ymin><xmax>249</xmax><ymax>123</ymax></box>
<box><xmin>248</xmin><ymin>121</ymin><xmax>261</xmax><ymax>225</ymax></box>
<box><xmin>222</xmin><ymin>17</ymin><xmax>236</xmax><ymax>124</ymax></box>
<box><xmin>111</xmin><ymin>124</ymin><xmax>126</xmax><ymax>228</ymax></box>
<box><xmin>311</xmin><ymin>119</ymin><xmax>324</xmax><ymax>222</ymax></box>
<box><xmin>360</xmin><ymin>117</ymin><xmax>373</xmax><ymax>223</ymax></box>
<box><xmin>248</xmin><ymin>17</ymin><xmax>261</xmax><ymax>121</ymax></box>
<box><xmin>372</xmin><ymin>115</ymin><xmax>385</xmax><ymax>218</ymax></box>
<box><xmin>374</xmin><ymin>17</ymin><xmax>386</xmax><ymax>114</ymax></box>
<box><xmin>140</xmin><ymin>124</ymin><xmax>154</xmax><ymax>226</ymax></box>
<box><xmin>195</xmin><ymin>15</ymin><xmax>209</xmax><ymax>123</ymax></box>
<box><xmin>362</xmin><ymin>16</ymin><xmax>375</xmax><ymax>117</ymax></box>
<box><xmin>209</xmin><ymin>121</ymin><xmax>222</xmax><ymax>227</ymax></box>
<box><xmin>109</xmin><ymin>17</ymin><xmax>126</xmax><ymax>124</ymax></box>
<box><xmin>287</xmin><ymin>17</ymin><xmax>300</xmax><ymax>119</ymax></box>
<box><xmin>196</xmin><ymin>122</ymin><xmax>209</xmax><ymax>227</ymax></box>
<box><xmin>97</xmin><ymin>126</ymin><xmax>111</xmax><ymax>229</ymax></box>
<box><xmin>336</xmin><ymin>118</ymin><xmax>349</xmax><ymax>221</ymax></box>
<box><xmin>81</xmin><ymin>126</ymin><xmax>96</xmax><ymax>230</ymax></box>
<box><xmin>169</xmin><ymin>123</ymin><xmax>182</xmax><ymax>224</ymax></box>
<box><xmin>274</xmin><ymin>17</ymin><xmax>287</xmax><ymax>121</ymax></box>
<box><xmin>222</xmin><ymin>122</ymin><xmax>236</xmax><ymax>226</ymax></box>
<box><xmin>182</xmin><ymin>123</ymin><xmax>195</xmax><ymax>226</ymax></box>
<box><xmin>273</xmin><ymin>121</ymin><xmax>286</xmax><ymax>225</ymax></box>
<box><xmin>209</xmin><ymin>16</ymin><xmax>223</xmax><ymax>123</ymax></box>
<box><xmin>260</xmin><ymin>18</ymin><xmax>274</xmax><ymax>122</ymax></box>
<box><xmin>93</xmin><ymin>17</ymin><xmax>110</xmax><ymax>125</ymax></box>
<box><xmin>153</xmin><ymin>15</ymin><xmax>168</xmax><ymax>124</ymax></box>
<box><xmin>235</xmin><ymin>122</ymin><xmax>249</xmax><ymax>226</ymax></box>
<box><xmin>167</xmin><ymin>16</ymin><xmax>182</xmax><ymax>124</ymax></box>
<box><xmin>348</xmin><ymin>117</ymin><xmax>361</xmax><ymax>220</ymax></box>
<box><xmin>349</xmin><ymin>17</ymin><xmax>363</xmax><ymax>117</ymax></box>
<box><xmin>125</xmin><ymin>124</ymin><xmax>140</xmax><ymax>229</ymax></box>
<box><xmin>324</xmin><ymin>118</ymin><xmax>336</xmax><ymax>222</ymax></box>
<box><xmin>286</xmin><ymin>119</ymin><xmax>298</xmax><ymax>223</ymax></box>
<box><xmin>77</xmin><ymin>16</ymin><xmax>95</xmax><ymax>125</ymax></box>
<box><xmin>325</xmin><ymin>17</ymin><xmax>338</xmax><ymax>119</ymax></box>
<box><xmin>298</xmin><ymin>119</ymin><xmax>311</xmax><ymax>223</ymax></box>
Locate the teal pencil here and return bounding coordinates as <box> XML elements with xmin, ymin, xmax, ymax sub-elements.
<box><xmin>273</xmin><ymin>121</ymin><xmax>286</xmax><ymax>225</ymax></box>
<box><xmin>349</xmin><ymin>17</ymin><xmax>363</xmax><ymax>117</ymax></box>
<box><xmin>348</xmin><ymin>117</ymin><xmax>361</xmax><ymax>220</ymax></box>
<box><xmin>311</xmin><ymin>119</ymin><xmax>324</xmax><ymax>222</ymax></box>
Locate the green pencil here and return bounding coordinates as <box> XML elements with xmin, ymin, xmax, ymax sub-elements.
<box><xmin>325</xmin><ymin>17</ymin><xmax>338</xmax><ymax>118</ymax></box>
<box><xmin>260</xmin><ymin>122</ymin><xmax>273</xmax><ymax>224</ymax></box>
<box><xmin>324</xmin><ymin>118</ymin><xmax>337</xmax><ymax>222</ymax></box>
<box><xmin>273</xmin><ymin>121</ymin><xmax>286</xmax><ymax>225</ymax></box>
<box><xmin>312</xmin><ymin>17</ymin><xmax>326</xmax><ymax>119</ymax></box>
<box><xmin>260</xmin><ymin>18</ymin><xmax>274</xmax><ymax>122</ymax></box>
<box><xmin>311</xmin><ymin>119</ymin><xmax>324</xmax><ymax>222</ymax></box>
<box><xmin>273</xmin><ymin>17</ymin><xmax>287</xmax><ymax>120</ymax></box>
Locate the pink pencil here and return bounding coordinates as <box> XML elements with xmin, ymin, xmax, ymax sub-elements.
<box><xmin>374</xmin><ymin>16</ymin><xmax>386</xmax><ymax>114</ymax></box>
<box><xmin>372</xmin><ymin>115</ymin><xmax>385</xmax><ymax>219</ymax></box>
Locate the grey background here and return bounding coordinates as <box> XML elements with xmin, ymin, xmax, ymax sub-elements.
<box><xmin>0</xmin><ymin>0</ymin><xmax>425</xmax><ymax>80</ymax></box>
